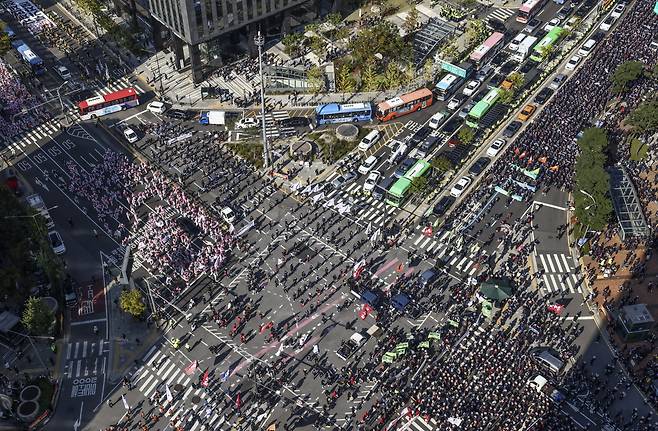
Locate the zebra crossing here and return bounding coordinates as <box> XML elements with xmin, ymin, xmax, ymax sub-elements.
<box><xmin>411</xmin><ymin>230</ymin><xmax>483</xmax><ymax>276</ymax></box>
<box><xmin>131</xmin><ymin>347</ymin><xmax>231</xmax><ymax>430</ymax></box>
<box><xmin>322</xmin><ymin>173</ymin><xmax>395</xmax><ymax>228</ymax></box>
<box><xmin>3</xmin><ymin>76</ymin><xmax>147</xmax><ymax>155</ymax></box>
<box><xmin>535</xmin><ymin>253</ymin><xmax>583</xmax><ymax>295</ymax></box>
<box><xmin>488</xmin><ymin>7</ymin><xmax>516</xmax><ymax>22</ymax></box>
<box><xmin>63</xmin><ymin>340</ymin><xmax>109</xmax><ymax>379</ymax></box>
<box><xmin>401</xmin><ymin>415</ymin><xmax>439</xmax><ymax>430</ymax></box>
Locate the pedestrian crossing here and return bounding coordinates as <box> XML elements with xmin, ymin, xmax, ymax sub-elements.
<box><xmin>64</xmin><ymin>340</ymin><xmax>109</xmax><ymax>379</ymax></box>
<box><xmin>402</xmin><ymin>415</ymin><xmax>439</xmax><ymax>431</ymax></box>
<box><xmin>411</xmin><ymin>230</ymin><xmax>483</xmax><ymax>276</ymax></box>
<box><xmin>488</xmin><ymin>7</ymin><xmax>516</xmax><ymax>23</ymax></box>
<box><xmin>3</xmin><ymin>119</ymin><xmax>61</xmax><ymax>155</ymax></box>
<box><xmin>131</xmin><ymin>347</ymin><xmax>228</xmax><ymax>430</ymax></box>
<box><xmin>535</xmin><ymin>253</ymin><xmax>583</xmax><ymax>295</ymax></box>
<box><xmin>322</xmin><ymin>172</ymin><xmax>394</xmax><ymax>228</ymax></box>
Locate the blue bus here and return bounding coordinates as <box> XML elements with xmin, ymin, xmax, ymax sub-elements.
<box><xmin>315</xmin><ymin>102</ymin><xmax>372</xmax><ymax>125</ymax></box>
<box><xmin>12</xmin><ymin>40</ymin><xmax>45</xmax><ymax>75</ymax></box>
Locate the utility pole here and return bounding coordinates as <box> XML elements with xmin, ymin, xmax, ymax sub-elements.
<box><xmin>255</xmin><ymin>31</ymin><xmax>270</xmax><ymax>169</ymax></box>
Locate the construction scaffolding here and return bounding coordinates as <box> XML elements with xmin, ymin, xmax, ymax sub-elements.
<box><xmin>607</xmin><ymin>164</ymin><xmax>651</xmax><ymax>240</ymax></box>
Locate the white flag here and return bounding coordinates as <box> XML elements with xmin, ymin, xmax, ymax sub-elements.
<box><xmin>121</xmin><ymin>394</ymin><xmax>129</xmax><ymax>410</ymax></box>
<box><xmin>165</xmin><ymin>384</ymin><xmax>173</xmax><ymax>402</ymax></box>
<box><xmin>366</xmin><ymin>222</ymin><xmax>372</xmax><ymax>235</ymax></box>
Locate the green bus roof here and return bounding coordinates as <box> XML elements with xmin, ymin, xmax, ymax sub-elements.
<box><xmin>532</xmin><ymin>27</ymin><xmax>563</xmax><ymax>57</ymax></box>
<box><xmin>468</xmin><ymin>88</ymin><xmax>501</xmax><ymax>120</ymax></box>
<box><xmin>389</xmin><ymin>177</ymin><xmax>412</xmax><ymax>197</ymax></box>
<box><xmin>403</xmin><ymin>159</ymin><xmax>432</xmax><ymax>180</ymax></box>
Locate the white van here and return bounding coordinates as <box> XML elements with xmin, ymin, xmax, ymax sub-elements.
<box><xmin>508</xmin><ymin>33</ymin><xmax>526</xmax><ymax>52</ymax></box>
<box><xmin>578</xmin><ymin>38</ymin><xmax>597</xmax><ymax>57</ymax></box>
<box><xmin>532</xmin><ymin>350</ymin><xmax>564</xmax><ymax>375</ymax></box>
<box><xmin>358</xmin><ymin>130</ymin><xmax>381</xmax><ymax>151</ymax></box>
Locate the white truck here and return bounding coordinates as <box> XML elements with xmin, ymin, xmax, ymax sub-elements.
<box><xmin>512</xmin><ymin>36</ymin><xmax>538</xmax><ymax>63</ymax></box>
<box><xmin>25</xmin><ymin>194</ymin><xmax>55</xmax><ymax>229</ymax></box>
<box><xmin>199</xmin><ymin>110</ymin><xmax>226</xmax><ymax>126</ymax></box>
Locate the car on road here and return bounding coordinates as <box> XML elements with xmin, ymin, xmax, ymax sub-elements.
<box><xmin>147</xmin><ymin>101</ymin><xmax>167</xmax><ymax>114</ymax></box>
<box><xmin>450</xmin><ymin>176</ymin><xmax>472</xmax><ymax>198</ymax></box>
<box><xmin>123</xmin><ymin>127</ymin><xmax>139</xmax><ymax>143</ymax></box>
<box><xmin>517</xmin><ymin>104</ymin><xmax>537</xmax><ymax>122</ymax></box>
<box><xmin>336</xmin><ymin>332</ymin><xmax>367</xmax><ymax>361</ymax></box>
<box><xmin>508</xmin><ymin>33</ymin><xmax>526</xmax><ymax>52</ymax></box>
<box><xmin>534</xmin><ymin>87</ymin><xmax>554</xmax><ymax>104</ymax></box>
<box><xmin>64</xmin><ymin>275</ymin><xmax>77</xmax><ymax>307</ymax></box>
<box><xmin>502</xmin><ymin>121</ymin><xmax>523</xmax><ymax>138</ymax></box>
<box><xmin>462</xmin><ymin>80</ymin><xmax>481</xmax><ymax>96</ymax></box>
<box><xmin>417</xmin><ymin>135</ymin><xmax>441</xmax><ymax>159</ymax></box>
<box><xmin>458</xmin><ymin>105</ymin><xmax>472</xmax><ymax>119</ymax></box>
<box><xmin>372</xmin><ymin>176</ymin><xmax>396</xmax><ymax>200</ymax></box>
<box><xmin>358</xmin><ymin>130</ymin><xmax>381</xmax><ymax>151</ymax></box>
<box><xmin>48</xmin><ymin>231</ymin><xmax>66</xmax><ymax>255</ymax></box>
<box><xmin>468</xmin><ymin>156</ymin><xmax>491</xmax><ymax>176</ymax></box>
<box><xmin>610</xmin><ymin>2</ymin><xmax>625</xmax><ymax>19</ymax></box>
<box><xmin>473</xmin><ymin>89</ymin><xmax>488</xmax><ymax>103</ymax></box>
<box><xmin>432</xmin><ymin>195</ymin><xmax>456</xmax><ymax>217</ymax></box>
<box><xmin>578</xmin><ymin>38</ymin><xmax>597</xmax><ymax>56</ymax></box>
<box><xmin>331</xmin><ymin>171</ymin><xmax>359</xmax><ymax>189</ymax></box>
<box><xmin>564</xmin><ymin>55</ymin><xmax>581</xmax><ymax>71</ymax></box>
<box><xmin>428</xmin><ymin>111</ymin><xmax>448</xmax><ymax>129</ymax></box>
<box><xmin>486</xmin><ymin>138</ymin><xmax>506</xmax><ymax>157</ymax></box>
<box><xmin>420</xmin><ymin>269</ymin><xmax>440</xmax><ymax>287</ymax></box>
<box><xmin>394</xmin><ymin>157</ymin><xmax>417</xmax><ymax>178</ymax></box>
<box><xmin>409</xmin><ymin>126</ymin><xmax>432</xmax><ymax>147</ymax></box>
<box><xmin>549</xmin><ymin>73</ymin><xmax>567</xmax><ymax>90</ymax></box>
<box><xmin>56</xmin><ymin>65</ymin><xmax>71</xmax><ymax>80</ymax></box>
<box><xmin>358</xmin><ymin>155</ymin><xmax>379</xmax><ymax>175</ymax></box>
<box><xmin>363</xmin><ymin>171</ymin><xmax>381</xmax><ymax>193</ymax></box>
<box><xmin>544</xmin><ymin>17</ymin><xmax>561</xmax><ymax>32</ymax></box>
<box><xmin>166</xmin><ymin>109</ymin><xmax>191</xmax><ymax>120</ymax></box>
<box><xmin>487</xmin><ymin>73</ymin><xmax>506</xmax><ymax>90</ymax></box>
<box><xmin>446</xmin><ymin>95</ymin><xmax>465</xmax><ymax>111</ymax></box>
<box><xmin>523</xmin><ymin>18</ymin><xmax>541</xmax><ymax>33</ymax></box>
<box><xmin>599</xmin><ymin>15</ymin><xmax>615</xmax><ymax>31</ymax></box>
<box><xmin>221</xmin><ymin>207</ymin><xmax>236</xmax><ymax>224</ymax></box>
<box><xmin>236</xmin><ymin>117</ymin><xmax>260</xmax><ymax>129</ymax></box>
<box><xmin>278</xmin><ymin>117</ymin><xmax>310</xmax><ymax>128</ymax></box>
<box><xmin>475</xmin><ymin>65</ymin><xmax>494</xmax><ymax>81</ymax></box>
<box><xmin>441</xmin><ymin>117</ymin><xmax>462</xmax><ymax>134</ymax></box>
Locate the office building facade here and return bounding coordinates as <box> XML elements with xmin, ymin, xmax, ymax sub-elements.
<box><xmin>148</xmin><ymin>0</ymin><xmax>308</xmax><ymax>82</ymax></box>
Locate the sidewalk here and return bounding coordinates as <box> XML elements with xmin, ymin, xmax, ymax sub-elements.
<box><xmin>105</xmin><ymin>267</ymin><xmax>162</xmax><ymax>384</ymax></box>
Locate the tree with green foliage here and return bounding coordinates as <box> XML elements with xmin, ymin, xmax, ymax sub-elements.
<box><xmin>432</xmin><ymin>154</ymin><xmax>454</xmax><ymax>173</ymax></box>
<box><xmin>326</xmin><ymin>13</ymin><xmax>342</xmax><ymax>26</ymax></box>
<box><xmin>307</xmin><ymin>65</ymin><xmax>325</xmax><ymax>93</ymax></box>
<box><xmin>22</xmin><ymin>297</ymin><xmax>54</xmax><ymax>336</ymax></box>
<box><xmin>361</xmin><ymin>61</ymin><xmax>379</xmax><ymax>91</ymax></box>
<box><xmin>538</xmin><ymin>44</ymin><xmax>555</xmax><ymax>61</ymax></box>
<box><xmin>383</xmin><ymin>63</ymin><xmax>401</xmax><ymax>89</ymax></box>
<box><xmin>498</xmin><ymin>88</ymin><xmax>515</xmax><ymax>104</ymax></box>
<box><xmin>439</xmin><ymin>43</ymin><xmax>459</xmax><ymax>61</ymax></box>
<box><xmin>423</xmin><ymin>58</ymin><xmax>435</xmax><ymax>83</ymax></box>
<box><xmin>626</xmin><ymin>100</ymin><xmax>658</xmax><ymax>134</ymax></box>
<box><xmin>403</xmin><ymin>7</ymin><xmax>420</xmax><ymax>34</ymax></box>
<box><xmin>507</xmin><ymin>71</ymin><xmax>525</xmax><ymax>90</ymax></box>
<box><xmin>281</xmin><ymin>33</ymin><xmax>304</xmax><ymax>56</ymax></box>
<box><xmin>611</xmin><ymin>61</ymin><xmax>644</xmax><ymax>94</ymax></box>
<box><xmin>409</xmin><ymin>176</ymin><xmax>429</xmax><ymax>195</ymax></box>
<box><xmin>573</xmin><ymin>128</ymin><xmax>613</xmax><ymax>231</ymax></box>
<box><xmin>336</xmin><ymin>65</ymin><xmax>357</xmax><ymax>92</ymax></box>
<box><xmin>0</xmin><ymin>22</ymin><xmax>10</xmax><ymax>56</ymax></box>
<box><xmin>465</xmin><ymin>19</ymin><xmax>488</xmax><ymax>47</ymax></box>
<box><xmin>309</xmin><ymin>36</ymin><xmax>325</xmax><ymax>60</ymax></box>
<box><xmin>349</xmin><ymin>22</ymin><xmax>411</xmax><ymax>66</ymax></box>
<box><xmin>119</xmin><ymin>288</ymin><xmax>146</xmax><ymax>318</ymax></box>
<box><xmin>458</xmin><ymin>126</ymin><xmax>475</xmax><ymax>145</ymax></box>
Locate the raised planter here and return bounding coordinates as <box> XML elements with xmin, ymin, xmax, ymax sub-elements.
<box><xmin>17</xmin><ymin>400</ymin><xmax>39</xmax><ymax>422</ymax></box>
<box><xmin>20</xmin><ymin>385</ymin><xmax>41</xmax><ymax>402</ymax></box>
<box><xmin>335</xmin><ymin>124</ymin><xmax>359</xmax><ymax>142</ymax></box>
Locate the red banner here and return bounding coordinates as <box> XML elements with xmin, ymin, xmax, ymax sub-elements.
<box><xmin>184</xmin><ymin>360</ymin><xmax>198</xmax><ymax>375</ymax></box>
<box><xmin>236</xmin><ymin>393</ymin><xmax>242</xmax><ymax>410</ymax></box>
<box><xmin>200</xmin><ymin>369</ymin><xmax>210</xmax><ymax>387</ymax></box>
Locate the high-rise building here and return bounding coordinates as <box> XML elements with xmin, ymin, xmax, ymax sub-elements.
<box><xmin>148</xmin><ymin>0</ymin><xmax>308</xmax><ymax>83</ymax></box>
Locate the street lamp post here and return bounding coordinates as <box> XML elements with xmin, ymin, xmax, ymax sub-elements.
<box><xmin>254</xmin><ymin>31</ymin><xmax>270</xmax><ymax>169</ymax></box>
<box><xmin>153</xmin><ymin>52</ymin><xmax>164</xmax><ymax>96</ymax></box>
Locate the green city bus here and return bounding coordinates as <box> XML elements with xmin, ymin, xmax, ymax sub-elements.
<box><xmin>386</xmin><ymin>159</ymin><xmax>432</xmax><ymax>207</ymax></box>
<box><xmin>465</xmin><ymin>88</ymin><xmax>502</xmax><ymax>128</ymax></box>
<box><xmin>530</xmin><ymin>27</ymin><xmax>564</xmax><ymax>62</ymax></box>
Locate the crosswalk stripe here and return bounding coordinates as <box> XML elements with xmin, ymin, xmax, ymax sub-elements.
<box><xmin>559</xmin><ymin>254</ymin><xmax>571</xmax><ymax>271</ymax></box>
<box><xmin>426</xmin><ymin>241</ymin><xmax>437</xmax><ymax>252</ymax></box>
<box><xmin>420</xmin><ymin>237</ymin><xmax>432</xmax><ymax>249</ymax></box>
<box><xmin>139</xmin><ymin>373</ymin><xmax>155</xmax><ymax>392</ymax></box>
<box><xmin>160</xmin><ymin>360</ymin><xmax>177</xmax><ymax>381</ymax></box>
<box><xmin>146</xmin><ymin>350</ymin><xmax>161</xmax><ymax>367</ymax></box>
<box><xmin>414</xmin><ymin>235</ymin><xmax>424</xmax><ymax>246</ymax></box>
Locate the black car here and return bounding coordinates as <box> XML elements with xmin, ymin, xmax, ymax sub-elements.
<box><xmin>468</xmin><ymin>156</ymin><xmax>491</xmax><ymax>176</ymax></box>
<box><xmin>500</xmin><ymin>61</ymin><xmax>517</xmax><ymax>76</ymax></box>
<box><xmin>487</xmin><ymin>73</ymin><xmax>505</xmax><ymax>89</ymax></box>
<box><xmin>166</xmin><ymin>109</ymin><xmax>193</xmax><ymax>120</ymax></box>
<box><xmin>432</xmin><ymin>195</ymin><xmax>456</xmax><ymax>217</ymax></box>
<box><xmin>473</xmin><ymin>90</ymin><xmax>488</xmax><ymax>103</ymax></box>
<box><xmin>441</xmin><ymin>117</ymin><xmax>462</xmax><ymax>134</ymax></box>
<box><xmin>63</xmin><ymin>275</ymin><xmax>77</xmax><ymax>307</ymax></box>
<box><xmin>409</xmin><ymin>126</ymin><xmax>432</xmax><ymax>147</ymax></box>
<box><xmin>278</xmin><ymin>116</ymin><xmax>310</xmax><ymax>127</ymax></box>
<box><xmin>394</xmin><ymin>157</ymin><xmax>417</xmax><ymax>178</ymax></box>
<box><xmin>502</xmin><ymin>121</ymin><xmax>523</xmax><ymax>138</ymax></box>
<box><xmin>487</xmin><ymin>17</ymin><xmax>507</xmax><ymax>33</ymax></box>
<box><xmin>534</xmin><ymin>87</ymin><xmax>554</xmax><ymax>104</ymax></box>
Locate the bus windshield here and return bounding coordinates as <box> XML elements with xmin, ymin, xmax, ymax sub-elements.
<box><xmin>517</xmin><ymin>0</ymin><xmax>546</xmax><ymax>23</ymax></box>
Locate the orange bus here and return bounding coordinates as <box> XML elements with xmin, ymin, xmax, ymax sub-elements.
<box><xmin>376</xmin><ymin>88</ymin><xmax>434</xmax><ymax>122</ymax></box>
